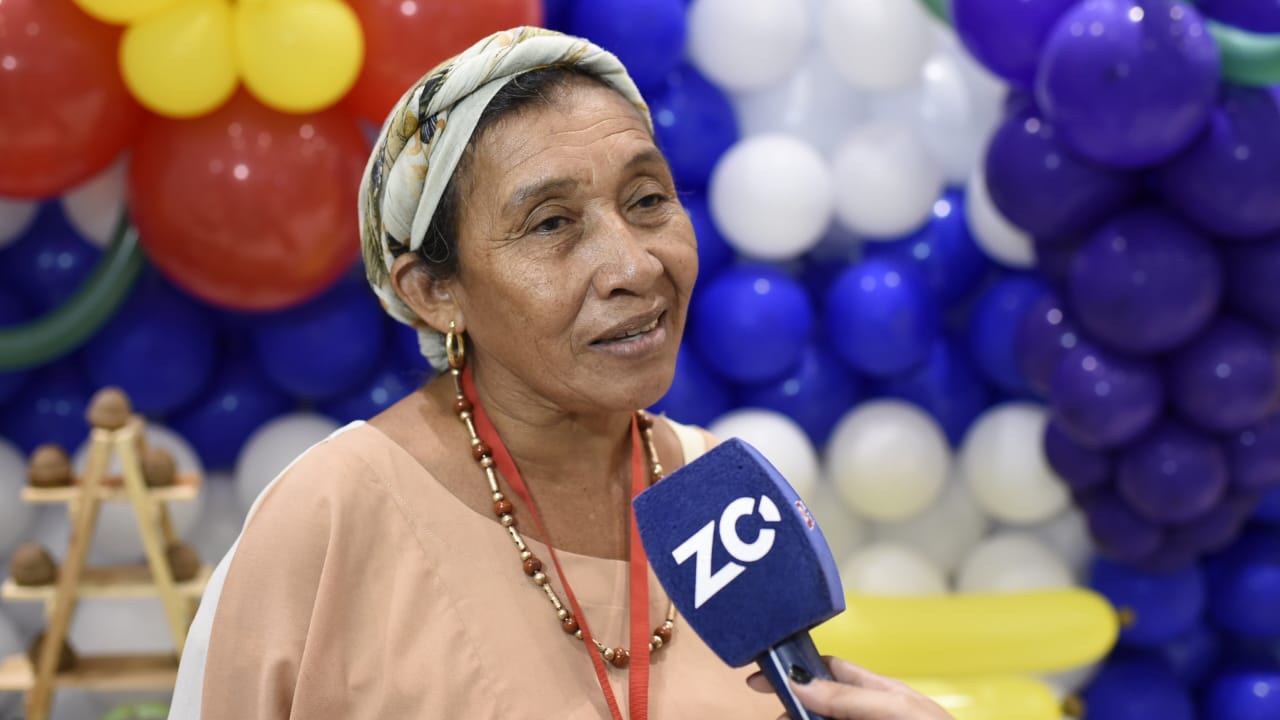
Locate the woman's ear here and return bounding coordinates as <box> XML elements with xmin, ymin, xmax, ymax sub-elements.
<box><xmin>389</xmin><ymin>254</ymin><xmax>465</xmax><ymax>333</ymax></box>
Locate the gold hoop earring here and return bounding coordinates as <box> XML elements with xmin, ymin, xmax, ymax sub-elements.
<box><xmin>445</xmin><ymin>321</ymin><xmax>466</xmax><ymax>370</ymax></box>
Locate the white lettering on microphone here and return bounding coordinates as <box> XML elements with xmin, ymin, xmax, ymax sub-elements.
<box><xmin>671</xmin><ymin>495</ymin><xmax>781</xmax><ymax>608</ymax></box>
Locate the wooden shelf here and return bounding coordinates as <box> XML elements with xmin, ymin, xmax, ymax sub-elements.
<box><xmin>0</xmin><ymin>653</ymin><xmax>179</xmax><ymax>692</ymax></box>
<box><xmin>21</xmin><ymin>471</ymin><xmax>202</xmax><ymax>505</ymax></box>
<box><xmin>3</xmin><ymin>565</ymin><xmax>211</xmax><ymax>602</ymax></box>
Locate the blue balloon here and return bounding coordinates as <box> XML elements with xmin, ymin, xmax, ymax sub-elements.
<box><xmin>0</xmin><ymin>286</ymin><xmax>33</xmax><ymax>405</ymax></box>
<box><xmin>862</xmin><ymin>188</ymin><xmax>991</xmax><ymax>305</ymax></box>
<box><xmin>967</xmin><ymin>274</ymin><xmax>1048</xmax><ymax>394</ymax></box>
<box><xmin>1232</xmin><ymin>413</ymin><xmax>1280</xmax><ymax>493</ymax></box>
<box><xmin>1043</xmin><ymin>420</ymin><xmax>1111</xmax><ymax>494</ymax></box>
<box><xmin>387</xmin><ymin>321</ymin><xmax>433</xmax><ymax>375</ymax></box>
<box><xmin>1081</xmin><ymin>489</ymin><xmax>1164</xmax><ymax>563</ymax></box>
<box><xmin>1081</xmin><ymin>653</ymin><xmax>1195</xmax><ymax>720</ymax></box>
<box><xmin>320</xmin><ymin>358</ymin><xmax>419</xmax><ymax>426</ymax></box>
<box><xmin>952</xmin><ymin>0</ymin><xmax>1081</xmax><ymax>87</ymax></box>
<box><xmin>1204</xmin><ymin>665</ymin><xmax>1280</xmax><ymax>720</ymax></box>
<box><xmin>684</xmin><ymin>191</ymin><xmax>733</xmax><ymax>279</ymax></box>
<box><xmin>1158</xmin><ymin>86</ymin><xmax>1280</xmax><ymax>239</ymax></box>
<box><xmin>1068</xmin><ymin>208</ymin><xmax>1223</xmax><ymax>355</ymax></box>
<box><xmin>1169</xmin><ymin>317</ymin><xmax>1279</xmax><ymax>434</ymax></box>
<box><xmin>650</xmin><ymin>345</ymin><xmax>734</xmax><ymax>428</ymax></box>
<box><xmin>253</xmin><ymin>281</ymin><xmax>386</xmax><ymax>401</ymax></box>
<box><xmin>650</xmin><ymin>65</ymin><xmax>739</xmax><ymax>190</ymax></box>
<box><xmin>0</xmin><ymin>203</ymin><xmax>103</xmax><ymax>312</ymax></box>
<box><xmin>0</xmin><ymin>361</ymin><xmax>90</xmax><ymax>454</ymax></box>
<box><xmin>825</xmin><ymin>259</ymin><xmax>938</xmax><ymax>378</ymax></box>
<box><xmin>984</xmin><ymin>103</ymin><xmax>1137</xmax><ymax>238</ymax></box>
<box><xmin>739</xmin><ymin>343</ymin><xmax>862</xmax><ymax>447</ymax></box>
<box><xmin>570</xmin><ymin>0</ymin><xmax>685</xmax><ymax>92</ymax></box>
<box><xmin>83</xmin><ymin>279</ymin><xmax>219</xmax><ymax>416</ymax></box>
<box><xmin>168</xmin><ymin>354</ymin><xmax>293</xmax><ymax>471</ymax></box>
<box><xmin>1198</xmin><ymin>0</ymin><xmax>1280</xmax><ymax>31</ymax></box>
<box><xmin>1051</xmin><ymin>343</ymin><xmax>1165</xmax><ymax>449</ymax></box>
<box><xmin>877</xmin><ymin>336</ymin><xmax>992</xmax><ymax>446</ymax></box>
<box><xmin>690</xmin><ymin>264</ymin><xmax>812</xmax><ymax>384</ymax></box>
<box><xmin>1258</xmin><ymin>487</ymin><xmax>1280</xmax><ymax>524</ymax></box>
<box><xmin>1159</xmin><ymin>624</ymin><xmax>1222</xmax><ymax>687</ymax></box>
<box><xmin>1036</xmin><ymin>0</ymin><xmax>1220</xmax><ymax>168</ymax></box>
<box><xmin>1227</xmin><ymin>236</ymin><xmax>1280</xmax><ymax>334</ymax></box>
<box><xmin>1117</xmin><ymin>419</ymin><xmax>1229</xmax><ymax>525</ymax></box>
<box><xmin>1015</xmin><ymin>290</ymin><xmax>1082</xmax><ymax>398</ymax></box>
<box><xmin>1206</xmin><ymin>526</ymin><xmax>1280</xmax><ymax>640</ymax></box>
<box><xmin>541</xmin><ymin>0</ymin><xmax>575</xmax><ymax>32</ymax></box>
<box><xmin>1090</xmin><ymin>556</ymin><xmax>1206</xmax><ymax>647</ymax></box>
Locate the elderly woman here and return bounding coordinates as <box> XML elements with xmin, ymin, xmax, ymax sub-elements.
<box><xmin>171</xmin><ymin>28</ymin><xmax>951</xmax><ymax>720</ymax></box>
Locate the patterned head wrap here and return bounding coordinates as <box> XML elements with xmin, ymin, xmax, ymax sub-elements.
<box><xmin>358</xmin><ymin>27</ymin><xmax>652</xmax><ymax>370</ymax></box>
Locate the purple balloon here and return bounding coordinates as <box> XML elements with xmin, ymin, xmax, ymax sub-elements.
<box><xmin>1167</xmin><ymin>493</ymin><xmax>1259</xmax><ymax>556</ymax></box>
<box><xmin>1036</xmin><ymin>0</ymin><xmax>1220</xmax><ymax>168</ymax></box>
<box><xmin>1158</xmin><ymin>86</ymin><xmax>1280</xmax><ymax>240</ymax></box>
<box><xmin>1168</xmin><ymin>317</ymin><xmax>1280</xmax><ymax>433</ymax></box>
<box><xmin>1032</xmin><ymin>236</ymin><xmax>1081</xmax><ymax>289</ymax></box>
<box><xmin>1082</xmin><ymin>489</ymin><xmax>1164</xmax><ymax>562</ymax></box>
<box><xmin>952</xmin><ymin>0</ymin><xmax>1081</xmax><ymax>86</ymax></box>
<box><xmin>1118</xmin><ymin>420</ymin><xmax>1230</xmax><ymax>524</ymax></box>
<box><xmin>1017</xmin><ymin>291</ymin><xmax>1083</xmax><ymax>397</ymax></box>
<box><xmin>1068</xmin><ymin>208</ymin><xmax>1223</xmax><ymax>355</ymax></box>
<box><xmin>1044</xmin><ymin>419</ymin><xmax>1112</xmax><ymax>492</ymax></box>
<box><xmin>1231</xmin><ymin>414</ymin><xmax>1280</xmax><ymax>493</ymax></box>
<box><xmin>1050</xmin><ymin>343</ymin><xmax>1165</xmax><ymax>449</ymax></box>
<box><xmin>1197</xmin><ymin>0</ymin><xmax>1280</xmax><ymax>32</ymax></box>
<box><xmin>984</xmin><ymin>104</ymin><xmax>1136</xmax><ymax>239</ymax></box>
<box><xmin>1225</xmin><ymin>235</ymin><xmax>1280</xmax><ymax>333</ymax></box>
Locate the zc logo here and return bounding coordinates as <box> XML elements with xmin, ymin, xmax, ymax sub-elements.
<box><xmin>671</xmin><ymin>495</ymin><xmax>781</xmax><ymax>608</ymax></box>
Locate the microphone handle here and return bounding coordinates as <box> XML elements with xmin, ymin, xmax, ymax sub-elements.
<box><xmin>755</xmin><ymin>630</ymin><xmax>835</xmax><ymax>720</ymax></box>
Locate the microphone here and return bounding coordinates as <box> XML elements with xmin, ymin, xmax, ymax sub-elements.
<box><xmin>633</xmin><ymin>438</ymin><xmax>845</xmax><ymax>720</ymax></box>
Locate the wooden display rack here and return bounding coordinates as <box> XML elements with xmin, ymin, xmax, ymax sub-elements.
<box><xmin>0</xmin><ymin>404</ymin><xmax>208</xmax><ymax>720</ymax></box>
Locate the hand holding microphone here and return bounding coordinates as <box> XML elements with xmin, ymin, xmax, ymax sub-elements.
<box><xmin>746</xmin><ymin>656</ymin><xmax>955</xmax><ymax>720</ymax></box>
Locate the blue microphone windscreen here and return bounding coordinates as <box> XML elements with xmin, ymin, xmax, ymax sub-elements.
<box><xmin>634</xmin><ymin>438</ymin><xmax>845</xmax><ymax>667</ymax></box>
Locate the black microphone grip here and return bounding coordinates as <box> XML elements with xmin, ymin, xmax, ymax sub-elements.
<box><xmin>756</xmin><ymin>630</ymin><xmax>835</xmax><ymax>720</ymax></box>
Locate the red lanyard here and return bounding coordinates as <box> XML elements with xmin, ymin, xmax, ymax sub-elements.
<box><xmin>463</xmin><ymin>368</ymin><xmax>651</xmax><ymax>720</ymax></box>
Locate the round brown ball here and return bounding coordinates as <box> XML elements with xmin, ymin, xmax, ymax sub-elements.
<box><xmin>9</xmin><ymin>543</ymin><xmax>57</xmax><ymax>586</ymax></box>
<box><xmin>167</xmin><ymin>542</ymin><xmax>202</xmax><ymax>582</ymax></box>
<box><xmin>27</xmin><ymin>444</ymin><xmax>72</xmax><ymax>488</ymax></box>
<box><xmin>87</xmin><ymin>386</ymin><xmax>131</xmax><ymax>430</ymax></box>
<box><xmin>142</xmin><ymin>447</ymin><xmax>176</xmax><ymax>488</ymax></box>
<box><xmin>27</xmin><ymin>632</ymin><xmax>77</xmax><ymax>672</ymax></box>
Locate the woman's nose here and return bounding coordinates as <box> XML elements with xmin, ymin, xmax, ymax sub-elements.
<box><xmin>590</xmin><ymin>212</ymin><xmax>664</xmax><ymax>298</ymax></box>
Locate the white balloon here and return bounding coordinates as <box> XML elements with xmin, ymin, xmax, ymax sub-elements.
<box><xmin>956</xmin><ymin>531</ymin><xmax>1074</xmax><ymax>593</ymax></box>
<box><xmin>708</xmin><ymin>134</ymin><xmax>835</xmax><ymax>261</ymax></box>
<box><xmin>72</xmin><ymin>424</ymin><xmax>206</xmax><ymax>564</ymax></box>
<box><xmin>0</xmin><ymin>197</ymin><xmax>38</xmax><ymax>248</ymax></box>
<box><xmin>235</xmin><ymin>413</ymin><xmax>339</xmax><ymax>513</ymax></box>
<box><xmin>820</xmin><ymin>0</ymin><xmax>934</xmax><ymax>92</ymax></box>
<box><xmin>687</xmin><ymin>0</ymin><xmax>811</xmax><ymax>92</ymax></box>
<box><xmin>961</xmin><ymin>403</ymin><xmax>1070</xmax><ymax>525</ymax></box>
<box><xmin>0</xmin><ymin>438</ymin><xmax>36</xmax><ymax>557</ymax></box>
<box><xmin>1021</xmin><ymin>507</ymin><xmax>1094</xmax><ymax>582</ymax></box>
<box><xmin>832</xmin><ymin>121</ymin><xmax>944</xmax><ymax>238</ymax></box>
<box><xmin>965</xmin><ymin>163</ymin><xmax>1035</xmax><ymax>268</ymax></box>
<box><xmin>840</xmin><ymin>541</ymin><xmax>948</xmax><ymax>595</ymax></box>
<box><xmin>186</xmin><ymin>472</ymin><xmax>246</xmax><ymax>566</ymax></box>
<box><xmin>1042</xmin><ymin>662</ymin><xmax>1099</xmax><ymax>700</ymax></box>
<box><xmin>70</xmin><ymin>598</ymin><xmax>175</xmax><ymax>654</ymax></box>
<box><xmin>871</xmin><ymin>471</ymin><xmax>990</xmax><ymax>576</ymax></box>
<box><xmin>827</xmin><ymin>401</ymin><xmax>950</xmax><ymax>521</ymax></box>
<box><xmin>0</xmin><ymin>608</ymin><xmax>21</xmax><ymax>716</ymax></box>
<box><xmin>62</xmin><ymin>155</ymin><xmax>129</xmax><ymax>249</ymax></box>
<box><xmin>709</xmin><ymin>408</ymin><xmax>821</xmax><ymax>500</ymax></box>
<box><xmin>732</xmin><ymin>50</ymin><xmax>869</xmax><ymax>155</ymax></box>
<box><xmin>805</xmin><ymin>476</ymin><xmax>869</xmax><ymax>560</ymax></box>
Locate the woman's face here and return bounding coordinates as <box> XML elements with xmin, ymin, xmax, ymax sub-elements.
<box><xmin>445</xmin><ymin>79</ymin><xmax>698</xmax><ymax>415</ymax></box>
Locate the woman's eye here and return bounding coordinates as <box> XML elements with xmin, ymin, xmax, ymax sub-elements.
<box><xmin>533</xmin><ymin>216</ymin><xmax>569</xmax><ymax>233</ymax></box>
<box><xmin>636</xmin><ymin>193</ymin><xmax>667</xmax><ymax>209</ymax></box>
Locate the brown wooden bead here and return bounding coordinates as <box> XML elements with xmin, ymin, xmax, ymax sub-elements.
<box><xmin>522</xmin><ymin>557</ymin><xmax>542</xmax><ymax>576</ymax></box>
<box><xmin>636</xmin><ymin>413</ymin><xmax>654</xmax><ymax>430</ymax></box>
<box><xmin>609</xmin><ymin>648</ymin><xmax>630</xmax><ymax>668</ymax></box>
<box><xmin>562</xmin><ymin>616</ymin><xmax>579</xmax><ymax>634</ymax></box>
<box><xmin>654</xmin><ymin>624</ymin><xmax>673</xmax><ymax>643</ymax></box>
<box><xmin>452</xmin><ymin>397</ymin><xmax>472</xmax><ymax>415</ymax></box>
<box><xmin>472</xmin><ymin>442</ymin><xmax>492</xmax><ymax>461</ymax></box>
<box><xmin>494</xmin><ymin>499</ymin><xmax>513</xmax><ymax>516</ymax></box>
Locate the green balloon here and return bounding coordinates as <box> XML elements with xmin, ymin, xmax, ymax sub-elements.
<box><xmin>101</xmin><ymin>701</ymin><xmax>170</xmax><ymax>720</ymax></box>
<box><xmin>1208</xmin><ymin>20</ymin><xmax>1280</xmax><ymax>87</ymax></box>
<box><xmin>0</xmin><ymin>215</ymin><xmax>144</xmax><ymax>371</ymax></box>
<box><xmin>920</xmin><ymin>0</ymin><xmax>950</xmax><ymax>23</ymax></box>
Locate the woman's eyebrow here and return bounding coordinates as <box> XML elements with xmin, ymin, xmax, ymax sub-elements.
<box><xmin>508</xmin><ymin>177</ymin><xmax>577</xmax><ymax>211</ymax></box>
<box><xmin>624</xmin><ymin>148</ymin><xmax>668</xmax><ymax>172</ymax></box>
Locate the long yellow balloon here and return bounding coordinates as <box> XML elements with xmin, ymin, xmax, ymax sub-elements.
<box><xmin>120</xmin><ymin>0</ymin><xmax>239</xmax><ymax>118</ymax></box>
<box><xmin>907</xmin><ymin>676</ymin><xmax>1063</xmax><ymax>720</ymax></box>
<box><xmin>812</xmin><ymin>590</ymin><xmax>1118</xmax><ymax>677</ymax></box>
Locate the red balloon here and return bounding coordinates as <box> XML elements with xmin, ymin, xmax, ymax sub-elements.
<box><xmin>344</xmin><ymin>0</ymin><xmax>543</xmax><ymax>124</ymax></box>
<box><xmin>0</xmin><ymin>1</ymin><xmax>144</xmax><ymax>198</ymax></box>
<box><xmin>129</xmin><ymin>92</ymin><xmax>366</xmax><ymax>312</ymax></box>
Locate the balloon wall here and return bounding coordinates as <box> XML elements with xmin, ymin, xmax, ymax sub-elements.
<box><xmin>3</xmin><ymin>0</ymin><xmax>1280</xmax><ymax>718</ymax></box>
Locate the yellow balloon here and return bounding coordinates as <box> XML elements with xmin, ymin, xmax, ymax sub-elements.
<box><xmin>234</xmin><ymin>0</ymin><xmax>365</xmax><ymax>114</ymax></box>
<box><xmin>812</xmin><ymin>590</ymin><xmax>1118</xmax><ymax>677</ymax></box>
<box><xmin>907</xmin><ymin>676</ymin><xmax>1062</xmax><ymax>720</ymax></box>
<box><xmin>120</xmin><ymin>0</ymin><xmax>238</xmax><ymax>118</ymax></box>
<box><xmin>73</xmin><ymin>0</ymin><xmax>184</xmax><ymax>25</ymax></box>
